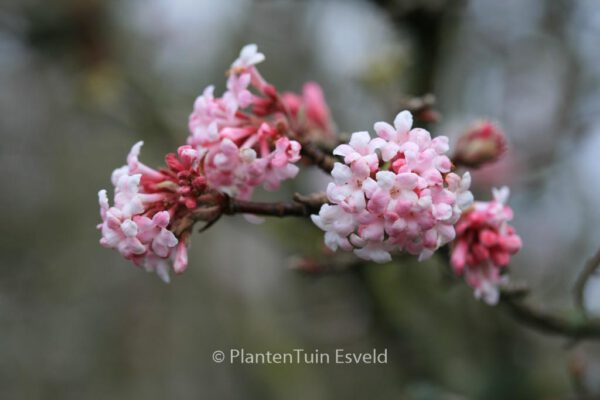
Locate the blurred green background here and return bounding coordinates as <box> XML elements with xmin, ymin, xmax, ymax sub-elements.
<box><xmin>2</xmin><ymin>0</ymin><xmax>600</xmax><ymax>398</ymax></box>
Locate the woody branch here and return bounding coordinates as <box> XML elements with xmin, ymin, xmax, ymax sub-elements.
<box><xmin>199</xmin><ymin>191</ymin><xmax>600</xmax><ymax>341</ymax></box>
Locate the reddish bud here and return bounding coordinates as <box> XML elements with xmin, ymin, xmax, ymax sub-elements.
<box><xmin>453</xmin><ymin>121</ymin><xmax>507</xmax><ymax>168</ymax></box>
<box><xmin>302</xmin><ymin>82</ymin><xmax>332</xmax><ymax>132</ymax></box>
<box><xmin>192</xmin><ymin>176</ymin><xmax>206</xmax><ymax>189</ymax></box>
<box><xmin>263</xmin><ymin>84</ymin><xmax>277</xmax><ymax>98</ymax></box>
<box><xmin>183</xmin><ymin>197</ymin><xmax>197</xmax><ymax>209</ymax></box>
<box><xmin>165</xmin><ymin>153</ymin><xmax>183</xmax><ymax>172</ymax></box>
<box><xmin>177</xmin><ymin>171</ymin><xmax>191</xmax><ymax>181</ymax></box>
<box><xmin>472</xmin><ymin>243</ymin><xmax>490</xmax><ymax>263</ymax></box>
<box><xmin>479</xmin><ymin>229</ymin><xmax>498</xmax><ymax>247</ymax></box>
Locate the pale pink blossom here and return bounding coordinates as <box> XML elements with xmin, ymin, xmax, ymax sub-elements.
<box><xmin>223</xmin><ymin>73</ymin><xmax>253</xmax><ymax>116</ymax></box>
<box><xmin>351</xmin><ymin>238</ymin><xmax>393</xmax><ymax>263</ymax></box>
<box><xmin>333</xmin><ymin>131</ymin><xmax>384</xmax><ymax>177</ymax></box>
<box><xmin>373</xmin><ymin>110</ymin><xmax>452</xmax><ymax>188</ymax></box>
<box><xmin>98</xmin><ymin>45</ymin><xmax>339</xmax><ymax>281</ymax></box>
<box><xmin>98</xmin><ymin>196</ymin><xmax>146</xmax><ymax>258</ymax></box>
<box><xmin>203</xmin><ymin>138</ymin><xmax>244</xmax><ymax>193</ymax></box>
<box><xmin>188</xmin><ymin>44</ymin><xmax>304</xmax><ymax>200</ymax></box>
<box><xmin>326</xmin><ymin>162</ymin><xmax>368</xmax><ymax>213</ymax></box>
<box><xmin>135</xmin><ymin>211</ymin><xmax>178</xmax><ymax>258</ymax></box>
<box><xmin>313</xmin><ymin>110</ymin><xmax>473</xmax><ymax>263</ymax></box>
<box><xmin>450</xmin><ymin>187</ymin><xmax>522</xmax><ymax>305</ymax></box>
<box><xmin>98</xmin><ymin>142</ymin><xmax>209</xmax><ymax>282</ymax></box>
<box><xmin>373</xmin><ymin>110</ymin><xmax>413</xmax><ymax>161</ymax></box>
<box><xmin>98</xmin><ymin>190</ymin><xmax>179</xmax><ymax>282</ymax></box>
<box><xmin>139</xmin><ymin>253</ymin><xmax>173</xmax><ymax>284</ymax></box>
<box><xmin>262</xmin><ymin>137</ymin><xmax>301</xmax><ymax>191</ymax></box>
<box><xmin>231</xmin><ymin>44</ymin><xmax>265</xmax><ymax>71</ymax></box>
<box><xmin>112</xmin><ymin>174</ymin><xmax>145</xmax><ymax>218</ymax></box>
<box><xmin>310</xmin><ymin>204</ymin><xmax>355</xmax><ymax>251</ymax></box>
<box><xmin>173</xmin><ymin>241</ymin><xmax>189</xmax><ymax>274</ymax></box>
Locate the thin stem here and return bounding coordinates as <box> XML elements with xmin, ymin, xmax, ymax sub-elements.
<box><xmin>299</xmin><ymin>141</ymin><xmax>336</xmax><ymax>173</ymax></box>
<box><xmin>221</xmin><ymin>192</ymin><xmax>327</xmax><ymax>218</ymax></box>
<box><xmin>501</xmin><ymin>289</ymin><xmax>600</xmax><ymax>339</ymax></box>
<box><xmin>188</xmin><ymin>190</ymin><xmax>600</xmax><ymax>341</ymax></box>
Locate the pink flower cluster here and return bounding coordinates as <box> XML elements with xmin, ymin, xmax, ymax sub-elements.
<box><xmin>96</xmin><ymin>43</ymin><xmax>524</xmax><ymax>301</ymax></box>
<box><xmin>450</xmin><ymin>187</ymin><xmax>522</xmax><ymax>304</ymax></box>
<box><xmin>187</xmin><ymin>44</ymin><xmax>331</xmax><ymax>200</ymax></box>
<box><xmin>312</xmin><ymin>111</ymin><xmax>474</xmax><ymax>263</ymax></box>
<box><xmin>98</xmin><ymin>142</ymin><xmax>207</xmax><ymax>282</ymax></box>
<box><xmin>99</xmin><ymin>44</ymin><xmax>337</xmax><ymax>281</ymax></box>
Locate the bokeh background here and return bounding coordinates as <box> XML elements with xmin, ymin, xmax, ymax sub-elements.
<box><xmin>2</xmin><ymin>0</ymin><xmax>600</xmax><ymax>398</ymax></box>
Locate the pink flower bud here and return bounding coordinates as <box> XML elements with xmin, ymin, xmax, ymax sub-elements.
<box><xmin>165</xmin><ymin>153</ymin><xmax>183</xmax><ymax>171</ymax></box>
<box><xmin>479</xmin><ymin>229</ymin><xmax>498</xmax><ymax>246</ymax></box>
<box><xmin>450</xmin><ymin>187</ymin><xmax>522</xmax><ymax>305</ymax></box>
<box><xmin>302</xmin><ymin>82</ymin><xmax>331</xmax><ymax>132</ymax></box>
<box><xmin>453</xmin><ymin>121</ymin><xmax>507</xmax><ymax>168</ymax></box>
<box><xmin>173</xmin><ymin>241</ymin><xmax>188</xmax><ymax>274</ymax></box>
<box><xmin>177</xmin><ymin>145</ymin><xmax>199</xmax><ymax>167</ymax></box>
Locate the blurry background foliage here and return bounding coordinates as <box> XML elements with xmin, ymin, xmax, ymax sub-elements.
<box><xmin>2</xmin><ymin>0</ymin><xmax>600</xmax><ymax>398</ymax></box>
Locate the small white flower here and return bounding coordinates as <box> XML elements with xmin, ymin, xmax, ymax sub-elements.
<box><xmin>231</xmin><ymin>44</ymin><xmax>265</xmax><ymax>70</ymax></box>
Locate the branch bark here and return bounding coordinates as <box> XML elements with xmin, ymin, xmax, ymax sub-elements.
<box><xmin>187</xmin><ymin>190</ymin><xmax>600</xmax><ymax>341</ymax></box>
<box><xmin>299</xmin><ymin>141</ymin><xmax>336</xmax><ymax>173</ymax></box>
<box><xmin>224</xmin><ymin>198</ymin><xmax>320</xmax><ymax>217</ymax></box>
<box><xmin>501</xmin><ymin>290</ymin><xmax>600</xmax><ymax>339</ymax></box>
<box><xmin>222</xmin><ymin>192</ymin><xmax>328</xmax><ymax>218</ymax></box>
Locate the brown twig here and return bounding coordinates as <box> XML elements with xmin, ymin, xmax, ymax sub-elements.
<box><xmin>501</xmin><ymin>288</ymin><xmax>600</xmax><ymax>339</ymax></box>
<box><xmin>183</xmin><ymin>188</ymin><xmax>600</xmax><ymax>341</ymax></box>
<box><xmin>221</xmin><ymin>192</ymin><xmax>327</xmax><ymax>218</ymax></box>
<box><xmin>292</xmin><ymin>252</ymin><xmax>600</xmax><ymax>340</ymax></box>
<box><xmin>299</xmin><ymin>140</ymin><xmax>336</xmax><ymax>173</ymax></box>
<box><xmin>289</xmin><ymin>253</ymin><xmax>600</xmax><ymax>340</ymax></box>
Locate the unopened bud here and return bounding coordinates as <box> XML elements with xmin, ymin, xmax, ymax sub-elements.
<box><xmin>165</xmin><ymin>153</ymin><xmax>183</xmax><ymax>171</ymax></box>
<box><xmin>177</xmin><ymin>145</ymin><xmax>199</xmax><ymax>167</ymax></box>
<box><xmin>173</xmin><ymin>240</ymin><xmax>189</xmax><ymax>274</ymax></box>
<box><xmin>240</xmin><ymin>148</ymin><xmax>257</xmax><ymax>163</ymax></box>
<box><xmin>453</xmin><ymin>121</ymin><xmax>507</xmax><ymax>168</ymax></box>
